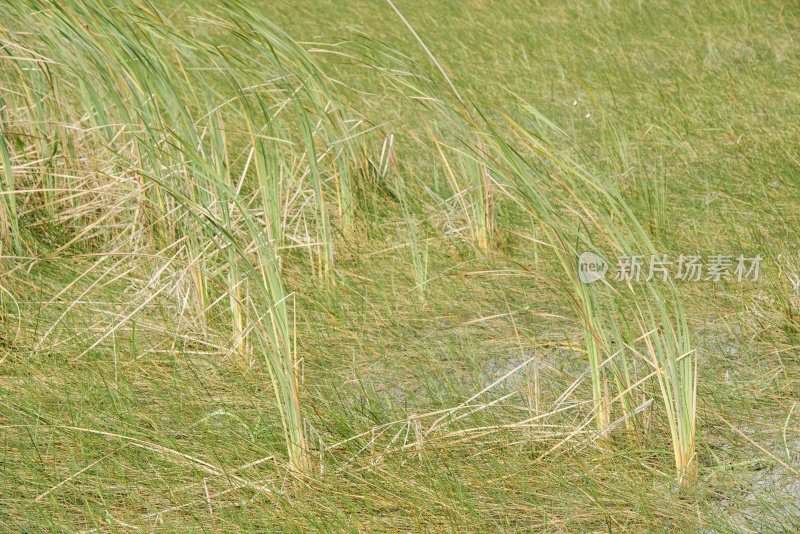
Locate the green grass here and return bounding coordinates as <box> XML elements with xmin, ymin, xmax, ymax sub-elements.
<box><xmin>2</xmin><ymin>0</ymin><xmax>800</xmax><ymax>531</ymax></box>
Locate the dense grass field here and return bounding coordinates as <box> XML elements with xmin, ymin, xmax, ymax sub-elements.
<box><xmin>2</xmin><ymin>0</ymin><xmax>799</xmax><ymax>531</ymax></box>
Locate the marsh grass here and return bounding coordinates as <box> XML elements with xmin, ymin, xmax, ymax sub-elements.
<box><xmin>363</xmin><ymin>28</ymin><xmax>698</xmax><ymax>478</ymax></box>
<box><xmin>2</xmin><ymin>0</ymin><xmax>799</xmax><ymax>531</ymax></box>
<box><xmin>0</xmin><ymin>0</ymin><xmax>375</xmax><ymax>471</ymax></box>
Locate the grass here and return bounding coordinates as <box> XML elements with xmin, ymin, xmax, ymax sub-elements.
<box><xmin>2</xmin><ymin>0</ymin><xmax>800</xmax><ymax>531</ymax></box>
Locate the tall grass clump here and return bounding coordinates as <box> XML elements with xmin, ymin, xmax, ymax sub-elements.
<box><xmin>0</xmin><ymin>0</ymin><xmax>370</xmax><ymax>471</ymax></box>
<box><xmin>491</xmin><ymin>108</ymin><xmax>697</xmax><ymax>483</ymax></box>
<box><xmin>357</xmin><ymin>24</ymin><xmax>698</xmax><ymax>482</ymax></box>
<box><xmin>478</xmin><ymin>105</ymin><xmax>697</xmax><ymax>482</ymax></box>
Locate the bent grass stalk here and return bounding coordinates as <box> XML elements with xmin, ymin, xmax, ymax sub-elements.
<box><xmin>400</xmin><ymin>193</ymin><xmax>429</xmax><ymax>304</ymax></box>
<box><xmin>0</xmin><ymin>132</ymin><xmax>21</xmax><ymax>254</ymax></box>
